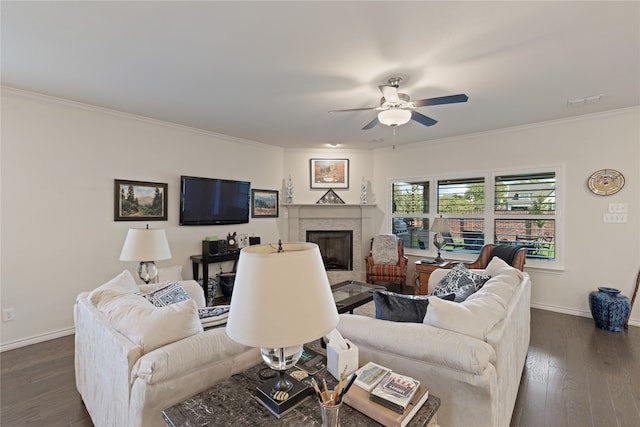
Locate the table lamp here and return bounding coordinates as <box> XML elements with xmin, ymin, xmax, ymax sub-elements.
<box><xmin>430</xmin><ymin>216</ymin><xmax>451</xmax><ymax>263</ymax></box>
<box><xmin>119</xmin><ymin>225</ymin><xmax>172</xmax><ymax>284</ymax></box>
<box><xmin>226</xmin><ymin>241</ymin><xmax>339</xmax><ymax>417</ymax></box>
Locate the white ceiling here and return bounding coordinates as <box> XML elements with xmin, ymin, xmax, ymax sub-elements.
<box><xmin>2</xmin><ymin>1</ymin><xmax>639</xmax><ymax>150</ymax></box>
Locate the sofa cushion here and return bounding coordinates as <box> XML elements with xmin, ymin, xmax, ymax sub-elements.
<box><xmin>432</xmin><ymin>263</ymin><xmax>490</xmax><ymax>296</ymax></box>
<box><xmin>423</xmin><ymin>291</ymin><xmax>506</xmax><ymax>340</ymax></box>
<box><xmin>141</xmin><ymin>282</ymin><xmax>191</xmax><ymax>307</ymax></box>
<box><xmin>484</xmin><ymin>256</ymin><xmax>525</xmax><ymax>286</ymax></box>
<box><xmin>96</xmin><ymin>290</ymin><xmax>203</xmax><ymax>354</ymax></box>
<box><xmin>88</xmin><ymin>270</ymin><xmax>139</xmax><ymax>305</ymax></box>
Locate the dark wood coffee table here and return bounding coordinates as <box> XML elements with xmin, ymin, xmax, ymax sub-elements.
<box><xmin>331</xmin><ymin>280</ymin><xmax>385</xmax><ymax>314</ymax></box>
<box><xmin>162</xmin><ymin>362</ymin><xmax>440</xmax><ymax>426</ymax></box>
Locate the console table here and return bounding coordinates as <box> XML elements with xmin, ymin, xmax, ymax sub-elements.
<box><xmin>412</xmin><ymin>259</ymin><xmax>452</xmax><ymax>295</ymax></box>
<box><xmin>190</xmin><ymin>251</ymin><xmax>240</xmax><ymax>301</ymax></box>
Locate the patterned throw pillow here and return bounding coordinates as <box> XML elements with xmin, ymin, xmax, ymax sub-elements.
<box><xmin>432</xmin><ymin>263</ymin><xmax>491</xmax><ymax>296</ymax></box>
<box><xmin>198</xmin><ymin>305</ymin><xmax>230</xmax><ymax>328</ymax></box>
<box><xmin>142</xmin><ymin>282</ymin><xmax>191</xmax><ymax>307</ymax></box>
<box><xmin>373</xmin><ymin>290</ymin><xmax>430</xmax><ymax>323</ymax></box>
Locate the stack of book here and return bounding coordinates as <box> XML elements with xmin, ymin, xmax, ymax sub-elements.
<box><xmin>343</xmin><ymin>362</ymin><xmax>429</xmax><ymax>427</ymax></box>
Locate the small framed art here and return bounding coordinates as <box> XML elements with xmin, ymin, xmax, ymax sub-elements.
<box><xmin>114</xmin><ymin>179</ymin><xmax>168</xmax><ymax>221</ymax></box>
<box><xmin>310</xmin><ymin>158</ymin><xmax>349</xmax><ymax>189</ymax></box>
<box><xmin>251</xmin><ymin>189</ymin><xmax>279</xmax><ymax>218</ymax></box>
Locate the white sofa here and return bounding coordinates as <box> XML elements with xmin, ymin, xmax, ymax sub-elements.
<box><xmin>337</xmin><ymin>257</ymin><xmax>531</xmax><ymax>427</ymax></box>
<box><xmin>74</xmin><ymin>270</ymin><xmax>261</xmax><ymax>427</ymax></box>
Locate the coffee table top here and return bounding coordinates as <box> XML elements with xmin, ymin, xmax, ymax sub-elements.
<box><xmin>332</xmin><ymin>280</ymin><xmax>385</xmax><ymax>314</ymax></box>
<box><xmin>163</xmin><ymin>362</ymin><xmax>440</xmax><ymax>426</ymax></box>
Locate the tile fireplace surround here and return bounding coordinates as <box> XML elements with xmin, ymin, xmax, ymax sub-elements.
<box><xmin>283</xmin><ymin>204</ymin><xmax>377</xmax><ymax>284</ymax></box>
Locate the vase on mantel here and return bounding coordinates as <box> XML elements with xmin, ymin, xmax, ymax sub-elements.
<box><xmin>589</xmin><ymin>287</ymin><xmax>630</xmax><ymax>332</ymax></box>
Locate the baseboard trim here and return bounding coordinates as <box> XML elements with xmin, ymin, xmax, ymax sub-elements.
<box><xmin>531</xmin><ymin>302</ymin><xmax>639</xmax><ymax>328</ymax></box>
<box><xmin>1</xmin><ymin>327</ymin><xmax>75</xmax><ymax>352</ymax></box>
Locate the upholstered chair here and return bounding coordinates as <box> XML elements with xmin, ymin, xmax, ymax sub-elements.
<box><xmin>365</xmin><ymin>236</ymin><xmax>409</xmax><ymax>292</ymax></box>
<box><xmin>463</xmin><ymin>244</ymin><xmax>527</xmax><ymax>271</ymax></box>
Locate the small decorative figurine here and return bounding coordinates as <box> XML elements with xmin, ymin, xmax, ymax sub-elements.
<box><xmin>360</xmin><ymin>176</ymin><xmax>367</xmax><ymax>204</ymax></box>
<box><xmin>286</xmin><ymin>175</ymin><xmax>294</xmax><ymax>204</ymax></box>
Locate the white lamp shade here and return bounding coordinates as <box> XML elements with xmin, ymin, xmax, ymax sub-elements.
<box><xmin>430</xmin><ymin>217</ymin><xmax>451</xmax><ymax>233</ymax></box>
<box><xmin>378</xmin><ymin>109</ymin><xmax>412</xmax><ymax>126</ymax></box>
<box><xmin>226</xmin><ymin>242</ymin><xmax>339</xmax><ymax>349</ymax></box>
<box><xmin>119</xmin><ymin>228</ymin><xmax>172</xmax><ymax>261</ymax></box>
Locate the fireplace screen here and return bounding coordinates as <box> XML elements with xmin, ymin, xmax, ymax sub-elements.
<box><xmin>306</xmin><ymin>230</ymin><xmax>353</xmax><ymax>271</ymax></box>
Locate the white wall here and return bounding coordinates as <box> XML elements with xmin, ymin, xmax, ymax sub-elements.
<box><xmin>370</xmin><ymin>108</ymin><xmax>640</xmax><ymax>325</ymax></box>
<box><xmin>1</xmin><ymin>88</ymin><xmax>284</xmax><ymax>349</ymax></box>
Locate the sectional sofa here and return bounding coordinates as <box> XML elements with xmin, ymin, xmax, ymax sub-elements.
<box><xmin>74</xmin><ymin>270</ymin><xmax>261</xmax><ymax>427</ymax></box>
<box><xmin>337</xmin><ymin>257</ymin><xmax>531</xmax><ymax>427</ymax></box>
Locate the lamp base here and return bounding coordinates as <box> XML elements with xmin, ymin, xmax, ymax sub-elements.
<box><xmin>255</xmin><ymin>372</ymin><xmax>312</xmax><ymax>418</ymax></box>
<box><xmin>434</xmin><ymin>251</ymin><xmax>446</xmax><ymax>264</ymax></box>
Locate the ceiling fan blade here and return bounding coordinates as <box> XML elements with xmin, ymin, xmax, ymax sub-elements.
<box><xmin>379</xmin><ymin>85</ymin><xmax>400</xmax><ymax>102</ymax></box>
<box><xmin>412</xmin><ymin>94</ymin><xmax>469</xmax><ymax>107</ymax></box>
<box><xmin>411</xmin><ymin>111</ymin><xmax>438</xmax><ymax>127</ymax></box>
<box><xmin>362</xmin><ymin>117</ymin><xmax>379</xmax><ymax>130</ymax></box>
<box><xmin>329</xmin><ymin>106</ymin><xmax>379</xmax><ymax>113</ymax></box>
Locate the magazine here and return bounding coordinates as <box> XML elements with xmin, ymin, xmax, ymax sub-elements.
<box><xmin>294</xmin><ymin>346</ymin><xmax>326</xmax><ymax>375</ymax></box>
<box><xmin>369</xmin><ymin>372</ymin><xmax>420</xmax><ymax>414</ymax></box>
<box><xmin>353</xmin><ymin>362</ymin><xmax>392</xmax><ymax>392</ymax></box>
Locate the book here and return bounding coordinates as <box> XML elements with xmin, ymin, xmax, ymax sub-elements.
<box><xmin>353</xmin><ymin>362</ymin><xmax>392</xmax><ymax>392</ymax></box>
<box><xmin>343</xmin><ymin>381</ymin><xmax>429</xmax><ymax>427</ymax></box>
<box><xmin>294</xmin><ymin>345</ymin><xmax>326</xmax><ymax>375</ymax></box>
<box><xmin>370</xmin><ymin>372</ymin><xmax>420</xmax><ymax>414</ymax></box>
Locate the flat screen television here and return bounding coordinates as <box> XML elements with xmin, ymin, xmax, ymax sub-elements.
<box><xmin>180</xmin><ymin>176</ymin><xmax>251</xmax><ymax>225</ymax></box>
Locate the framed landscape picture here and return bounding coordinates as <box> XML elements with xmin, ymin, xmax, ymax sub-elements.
<box><xmin>310</xmin><ymin>158</ymin><xmax>349</xmax><ymax>189</ymax></box>
<box><xmin>251</xmin><ymin>189</ymin><xmax>279</xmax><ymax>218</ymax></box>
<box><xmin>114</xmin><ymin>179</ymin><xmax>168</xmax><ymax>221</ymax></box>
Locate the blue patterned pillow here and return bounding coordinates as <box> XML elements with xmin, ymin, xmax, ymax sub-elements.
<box><xmin>198</xmin><ymin>305</ymin><xmax>230</xmax><ymax>328</ymax></box>
<box><xmin>432</xmin><ymin>263</ymin><xmax>490</xmax><ymax>296</ymax></box>
<box><xmin>142</xmin><ymin>282</ymin><xmax>191</xmax><ymax>307</ymax></box>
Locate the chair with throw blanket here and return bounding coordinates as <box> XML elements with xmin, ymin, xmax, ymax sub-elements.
<box><xmin>365</xmin><ymin>235</ymin><xmax>408</xmax><ymax>292</ymax></box>
<box><xmin>463</xmin><ymin>244</ymin><xmax>527</xmax><ymax>271</ymax></box>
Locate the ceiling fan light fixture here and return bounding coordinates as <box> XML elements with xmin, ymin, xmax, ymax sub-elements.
<box><xmin>378</xmin><ymin>109</ymin><xmax>411</xmax><ymax>127</ymax></box>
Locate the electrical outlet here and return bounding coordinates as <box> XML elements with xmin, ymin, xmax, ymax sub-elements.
<box><xmin>2</xmin><ymin>308</ymin><xmax>16</xmax><ymax>322</ymax></box>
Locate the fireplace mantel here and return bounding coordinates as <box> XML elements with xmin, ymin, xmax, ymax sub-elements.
<box><xmin>283</xmin><ymin>204</ymin><xmax>377</xmax><ymax>283</ymax></box>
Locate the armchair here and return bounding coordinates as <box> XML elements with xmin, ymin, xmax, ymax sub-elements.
<box><xmin>463</xmin><ymin>244</ymin><xmax>527</xmax><ymax>271</ymax></box>
<box><xmin>365</xmin><ymin>236</ymin><xmax>408</xmax><ymax>292</ymax></box>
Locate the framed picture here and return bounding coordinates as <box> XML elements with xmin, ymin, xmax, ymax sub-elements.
<box><xmin>114</xmin><ymin>179</ymin><xmax>168</xmax><ymax>221</ymax></box>
<box><xmin>310</xmin><ymin>158</ymin><xmax>349</xmax><ymax>189</ymax></box>
<box><xmin>251</xmin><ymin>189</ymin><xmax>279</xmax><ymax>218</ymax></box>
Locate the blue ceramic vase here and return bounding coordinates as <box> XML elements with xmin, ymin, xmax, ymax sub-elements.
<box><xmin>589</xmin><ymin>287</ymin><xmax>630</xmax><ymax>332</ymax></box>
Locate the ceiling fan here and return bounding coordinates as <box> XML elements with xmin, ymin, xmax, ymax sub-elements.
<box><xmin>329</xmin><ymin>77</ymin><xmax>468</xmax><ymax>129</ymax></box>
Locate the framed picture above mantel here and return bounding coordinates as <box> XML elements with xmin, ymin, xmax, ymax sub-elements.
<box><xmin>310</xmin><ymin>158</ymin><xmax>349</xmax><ymax>189</ymax></box>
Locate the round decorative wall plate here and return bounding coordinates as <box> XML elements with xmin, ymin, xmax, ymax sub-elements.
<box><xmin>588</xmin><ymin>169</ymin><xmax>625</xmax><ymax>196</ymax></box>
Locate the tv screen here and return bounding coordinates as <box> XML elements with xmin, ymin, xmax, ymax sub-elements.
<box><xmin>180</xmin><ymin>176</ymin><xmax>251</xmax><ymax>225</ymax></box>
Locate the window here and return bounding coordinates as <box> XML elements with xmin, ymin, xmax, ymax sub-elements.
<box><xmin>391</xmin><ymin>181</ymin><xmax>430</xmax><ymax>250</ymax></box>
<box><xmin>438</xmin><ymin>177</ymin><xmax>485</xmax><ymax>253</ymax></box>
<box><xmin>494</xmin><ymin>172</ymin><xmax>556</xmax><ymax>260</ymax></box>
<box><xmin>390</xmin><ymin>168</ymin><xmax>560</xmax><ymax>265</ymax></box>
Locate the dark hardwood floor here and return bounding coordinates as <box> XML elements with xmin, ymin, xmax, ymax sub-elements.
<box><xmin>1</xmin><ymin>309</ymin><xmax>639</xmax><ymax>427</ymax></box>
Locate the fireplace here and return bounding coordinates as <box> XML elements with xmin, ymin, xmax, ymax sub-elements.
<box><xmin>306</xmin><ymin>230</ymin><xmax>353</xmax><ymax>271</ymax></box>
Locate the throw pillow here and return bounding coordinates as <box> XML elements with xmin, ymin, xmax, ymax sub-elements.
<box><xmin>142</xmin><ymin>282</ymin><xmax>191</xmax><ymax>307</ymax></box>
<box><xmin>432</xmin><ymin>263</ymin><xmax>491</xmax><ymax>296</ymax></box>
<box><xmin>371</xmin><ymin>235</ymin><xmax>399</xmax><ymax>264</ymax></box>
<box><xmin>198</xmin><ymin>305</ymin><xmax>230</xmax><ymax>328</ymax></box>
<box><xmin>453</xmin><ymin>284</ymin><xmax>478</xmax><ymax>302</ymax></box>
<box><xmin>96</xmin><ymin>290</ymin><xmax>203</xmax><ymax>354</ymax></box>
<box><xmin>373</xmin><ymin>290</ymin><xmax>430</xmax><ymax>323</ymax></box>
<box><xmin>423</xmin><ymin>292</ymin><xmax>506</xmax><ymax>340</ymax></box>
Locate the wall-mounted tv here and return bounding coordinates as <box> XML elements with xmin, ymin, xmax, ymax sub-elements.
<box><xmin>180</xmin><ymin>176</ymin><xmax>251</xmax><ymax>225</ymax></box>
